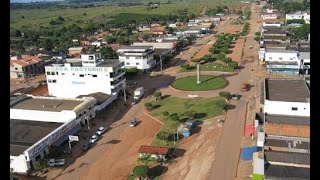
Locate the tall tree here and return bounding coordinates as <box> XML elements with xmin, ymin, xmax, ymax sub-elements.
<box><xmin>100</xmin><ymin>46</ymin><xmax>118</xmax><ymax>59</ymax></box>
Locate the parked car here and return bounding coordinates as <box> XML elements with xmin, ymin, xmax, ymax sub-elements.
<box><xmin>82</xmin><ymin>143</ymin><xmax>91</xmax><ymax>151</ymax></box>
<box><xmin>231</xmin><ymin>94</ymin><xmax>241</xmax><ymax>100</ymax></box>
<box><xmin>90</xmin><ymin>135</ymin><xmax>99</xmax><ymax>144</ymax></box>
<box><xmin>96</xmin><ymin>126</ymin><xmax>107</xmax><ymax>136</ymax></box>
<box><xmin>48</xmin><ymin>159</ymin><xmax>65</xmax><ymax>167</ymax></box>
<box><xmin>130</xmin><ymin>119</ymin><xmax>138</xmax><ymax>127</ymax></box>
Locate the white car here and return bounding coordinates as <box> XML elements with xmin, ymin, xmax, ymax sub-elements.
<box><xmin>90</xmin><ymin>135</ymin><xmax>99</xmax><ymax>144</ymax></box>
<box><xmin>130</xmin><ymin>119</ymin><xmax>138</xmax><ymax>127</ymax></box>
<box><xmin>96</xmin><ymin>127</ymin><xmax>107</xmax><ymax>136</ymax></box>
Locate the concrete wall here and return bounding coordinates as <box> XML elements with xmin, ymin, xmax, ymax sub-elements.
<box><xmin>119</xmin><ymin>55</ymin><xmax>155</xmax><ymax>70</ymax></box>
<box><xmin>264</xmin><ymin>100</ymin><xmax>310</xmax><ymax>116</ymax></box>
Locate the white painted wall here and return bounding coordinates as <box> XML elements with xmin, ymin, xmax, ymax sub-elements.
<box><xmin>265</xmin><ymin>52</ymin><xmax>300</xmax><ymax>65</ymax></box>
<box><xmin>286</xmin><ymin>14</ymin><xmax>303</xmax><ymax>20</ymax></box>
<box><xmin>45</xmin><ymin>66</ymin><xmax>125</xmax><ymax>98</ymax></box>
<box><xmin>264</xmin><ymin>100</ymin><xmax>310</xmax><ymax>116</ymax></box>
<box><xmin>10</xmin><ymin>155</ymin><xmax>29</xmax><ymax>174</ymax></box>
<box><xmin>263</xmin><ymin>22</ymin><xmax>281</xmax><ymax>27</ymax></box>
<box><xmin>119</xmin><ymin>55</ymin><xmax>155</xmax><ymax>70</ymax></box>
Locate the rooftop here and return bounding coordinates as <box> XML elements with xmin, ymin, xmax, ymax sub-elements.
<box><xmin>265</xmin><ymin>150</ymin><xmax>310</xmax><ymax>165</ymax></box>
<box><xmin>299</xmin><ymin>52</ymin><xmax>310</xmax><ymax>59</ymax></box>
<box><xmin>10</xmin><ymin>119</ymin><xmax>63</xmax><ymax>156</ymax></box>
<box><xmin>265</xmin><ymin>139</ymin><xmax>310</xmax><ymax>150</ymax></box>
<box><xmin>265</xmin><ymin>123</ymin><xmax>310</xmax><ymax>138</ymax></box>
<box><xmin>68</xmin><ymin>47</ymin><xmax>84</xmax><ymax>50</ymax></box>
<box><xmin>263</xmin><ymin>35</ymin><xmax>290</xmax><ymax>40</ymax></box>
<box><xmin>265</xmin><ymin>49</ymin><xmax>297</xmax><ymax>53</ymax></box>
<box><xmin>118</xmin><ymin>46</ymin><xmax>153</xmax><ymax>50</ymax></box>
<box><xmin>11</xmin><ymin>97</ymin><xmax>83</xmax><ymax>112</ymax></box>
<box><xmin>77</xmin><ymin>92</ymin><xmax>111</xmax><ymax>105</ymax></box>
<box><xmin>265</xmin><ymin>79</ymin><xmax>309</xmax><ymax>102</ymax></box>
<box><xmin>10</xmin><ymin>56</ymin><xmax>43</xmax><ymax>67</ymax></box>
<box><xmin>266</xmin><ymin>114</ymin><xmax>310</xmax><ymax>126</ymax></box>
<box><xmin>265</xmin><ymin>164</ymin><xmax>310</xmax><ymax>179</ymax></box>
<box><xmin>138</xmin><ymin>145</ymin><xmax>169</xmax><ymax>155</ymax></box>
<box><xmin>266</xmin><ymin>61</ymin><xmax>298</xmax><ymax>65</ymax></box>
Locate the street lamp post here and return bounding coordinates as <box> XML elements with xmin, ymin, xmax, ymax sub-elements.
<box><xmin>123</xmin><ymin>83</ymin><xmax>127</xmax><ymax>102</ymax></box>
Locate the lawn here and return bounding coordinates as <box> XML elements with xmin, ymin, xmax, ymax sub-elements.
<box><xmin>180</xmin><ymin>62</ymin><xmax>235</xmax><ymax>72</ymax></box>
<box><xmin>171</xmin><ymin>75</ymin><xmax>228</xmax><ymax>91</ymax></box>
<box><xmin>148</xmin><ymin>96</ymin><xmax>225</xmax><ymax>147</ymax></box>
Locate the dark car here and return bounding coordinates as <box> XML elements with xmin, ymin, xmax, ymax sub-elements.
<box><xmin>82</xmin><ymin>143</ymin><xmax>91</xmax><ymax>151</ymax></box>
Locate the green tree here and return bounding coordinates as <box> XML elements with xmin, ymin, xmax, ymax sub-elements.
<box><xmin>144</xmin><ymin>102</ymin><xmax>153</xmax><ymax>110</ymax></box>
<box><xmin>217</xmin><ymin>101</ymin><xmax>228</xmax><ymax>111</ymax></box>
<box><xmin>170</xmin><ymin>114</ymin><xmax>180</xmax><ymax>121</ymax></box>
<box><xmin>132</xmin><ymin>165</ymin><xmax>149</xmax><ymax>178</ymax></box>
<box><xmin>219</xmin><ymin>91</ymin><xmax>231</xmax><ymax>100</ymax></box>
<box><xmin>185</xmin><ymin>110</ymin><xmax>197</xmax><ymax>120</ymax></box>
<box><xmin>292</xmin><ymin>24</ymin><xmax>310</xmax><ymax>41</ymax></box>
<box><xmin>157</xmin><ymin>131</ymin><xmax>170</xmax><ymax>141</ymax></box>
<box><xmin>153</xmin><ymin>91</ymin><xmax>162</xmax><ymax>100</ymax></box>
<box><xmin>100</xmin><ymin>46</ymin><xmax>118</xmax><ymax>59</ymax></box>
<box><xmin>123</xmin><ymin>67</ymin><xmax>139</xmax><ymax>75</ymax></box>
<box><xmin>42</xmin><ymin>39</ymin><xmax>53</xmax><ymax>51</ymax></box>
<box><xmin>33</xmin><ymin>159</ymin><xmax>48</xmax><ymax>171</ymax></box>
<box><xmin>162</xmin><ymin>111</ymin><xmax>169</xmax><ymax>116</ymax></box>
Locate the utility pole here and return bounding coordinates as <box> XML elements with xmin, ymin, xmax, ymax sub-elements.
<box><xmin>197</xmin><ymin>63</ymin><xmax>201</xmax><ymax>84</ymax></box>
<box><xmin>123</xmin><ymin>83</ymin><xmax>127</xmax><ymax>102</ymax></box>
<box><xmin>86</xmin><ymin>118</ymin><xmax>90</xmax><ymax>130</ymax></box>
<box><xmin>160</xmin><ymin>55</ymin><xmax>163</xmax><ymax>72</ymax></box>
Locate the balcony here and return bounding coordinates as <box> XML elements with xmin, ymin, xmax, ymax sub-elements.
<box><xmin>111</xmin><ymin>78</ymin><xmax>126</xmax><ymax>89</ymax></box>
<box><xmin>110</xmin><ymin>72</ymin><xmax>125</xmax><ymax>81</ymax></box>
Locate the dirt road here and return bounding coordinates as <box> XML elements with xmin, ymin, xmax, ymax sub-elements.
<box><xmin>161</xmin><ymin>117</ymin><xmax>223</xmax><ymax>180</ymax></box>
<box><xmin>207</xmin><ymin>3</ymin><xmax>261</xmax><ymax>180</ymax></box>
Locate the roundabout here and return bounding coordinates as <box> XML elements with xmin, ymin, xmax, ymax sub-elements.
<box><xmin>171</xmin><ymin>75</ymin><xmax>229</xmax><ymax>91</ymax></box>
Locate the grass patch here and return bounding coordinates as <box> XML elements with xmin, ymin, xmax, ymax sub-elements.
<box><xmin>171</xmin><ymin>76</ymin><xmax>228</xmax><ymax>91</ymax></box>
<box><xmin>180</xmin><ymin>62</ymin><xmax>235</xmax><ymax>72</ymax></box>
<box><xmin>149</xmin><ymin>96</ymin><xmax>225</xmax><ymax>147</ymax></box>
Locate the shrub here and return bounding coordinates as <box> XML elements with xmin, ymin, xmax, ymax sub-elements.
<box><xmin>133</xmin><ymin>165</ymin><xmax>149</xmax><ymax>177</ymax></box>
<box><xmin>255</xmin><ymin>32</ymin><xmax>261</xmax><ymax>36</ymax></box>
<box><xmin>180</xmin><ymin>64</ymin><xmax>190</xmax><ymax>69</ymax></box>
<box><xmin>254</xmin><ymin>36</ymin><xmax>260</xmax><ymax>41</ymax></box>
<box><xmin>191</xmin><ymin>58</ymin><xmax>202</xmax><ymax>63</ymax></box>
<box><xmin>33</xmin><ymin>159</ymin><xmax>48</xmax><ymax>171</ymax></box>
<box><xmin>217</xmin><ymin>53</ymin><xmax>225</xmax><ymax>60</ymax></box>
<box><xmin>144</xmin><ymin>102</ymin><xmax>152</xmax><ymax>109</ymax></box>
<box><xmin>123</xmin><ymin>67</ymin><xmax>139</xmax><ymax>75</ymax></box>
<box><xmin>185</xmin><ymin>110</ymin><xmax>197</xmax><ymax>119</ymax></box>
<box><xmin>153</xmin><ymin>91</ymin><xmax>162</xmax><ymax>100</ymax></box>
<box><xmin>216</xmin><ymin>101</ymin><xmax>228</xmax><ymax>110</ymax></box>
<box><xmin>170</xmin><ymin>114</ymin><xmax>180</xmax><ymax>121</ymax></box>
<box><xmin>228</xmin><ymin>62</ymin><xmax>238</xmax><ymax>69</ymax></box>
<box><xmin>219</xmin><ymin>91</ymin><xmax>231</xmax><ymax>99</ymax></box>
<box><xmin>162</xmin><ymin>111</ymin><xmax>169</xmax><ymax>116</ymax></box>
<box><xmin>157</xmin><ymin>131</ymin><xmax>170</xmax><ymax>140</ymax></box>
<box><xmin>222</xmin><ymin>57</ymin><xmax>232</xmax><ymax>64</ymax></box>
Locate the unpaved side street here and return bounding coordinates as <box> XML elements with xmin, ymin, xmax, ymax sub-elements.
<box><xmin>161</xmin><ymin>117</ymin><xmax>223</xmax><ymax>180</ymax></box>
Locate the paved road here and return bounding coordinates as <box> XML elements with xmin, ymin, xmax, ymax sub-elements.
<box><xmin>207</xmin><ymin>3</ymin><xmax>261</xmax><ymax>180</ymax></box>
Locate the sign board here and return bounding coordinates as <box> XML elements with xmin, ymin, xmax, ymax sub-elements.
<box><xmin>69</xmin><ymin>135</ymin><xmax>79</xmax><ymax>142</ymax></box>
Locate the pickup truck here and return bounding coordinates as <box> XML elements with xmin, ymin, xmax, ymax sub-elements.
<box><xmin>48</xmin><ymin>159</ymin><xmax>65</xmax><ymax>167</ymax></box>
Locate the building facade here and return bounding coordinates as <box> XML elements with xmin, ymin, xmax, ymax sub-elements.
<box><xmin>45</xmin><ymin>53</ymin><xmax>126</xmax><ymax>98</ymax></box>
<box><xmin>10</xmin><ymin>56</ymin><xmax>45</xmax><ymax>79</ymax></box>
<box><xmin>117</xmin><ymin>46</ymin><xmax>156</xmax><ymax>70</ymax></box>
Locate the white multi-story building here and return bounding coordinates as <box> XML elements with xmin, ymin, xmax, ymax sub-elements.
<box><xmin>45</xmin><ymin>53</ymin><xmax>126</xmax><ymax>98</ymax></box>
<box><xmin>264</xmin><ymin>49</ymin><xmax>300</xmax><ymax>65</ymax></box>
<box><xmin>286</xmin><ymin>12</ymin><xmax>303</xmax><ymax>21</ymax></box>
<box><xmin>117</xmin><ymin>46</ymin><xmax>156</xmax><ymax>71</ymax></box>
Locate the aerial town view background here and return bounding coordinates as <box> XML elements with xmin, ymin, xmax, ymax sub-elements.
<box><xmin>10</xmin><ymin>0</ymin><xmax>310</xmax><ymax>180</ymax></box>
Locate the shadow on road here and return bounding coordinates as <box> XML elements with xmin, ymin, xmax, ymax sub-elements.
<box><xmin>227</xmin><ymin>104</ymin><xmax>237</xmax><ymax>110</ymax></box>
<box><xmin>174</xmin><ymin>148</ymin><xmax>187</xmax><ymax>158</ymax></box>
<box><xmin>149</xmin><ymin>165</ymin><xmax>168</xmax><ymax>178</ymax></box>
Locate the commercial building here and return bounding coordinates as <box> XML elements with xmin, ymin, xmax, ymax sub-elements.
<box><xmin>286</xmin><ymin>12</ymin><xmax>304</xmax><ymax>21</ymax></box>
<box><xmin>10</xmin><ymin>94</ymin><xmax>97</xmax><ymax>174</ymax></box>
<box><xmin>10</xmin><ymin>56</ymin><xmax>45</xmax><ymax>79</ymax></box>
<box><xmin>117</xmin><ymin>46</ymin><xmax>156</xmax><ymax>71</ymax></box>
<box><xmin>264</xmin><ymin>49</ymin><xmax>300</xmax><ymax>74</ymax></box>
<box><xmin>45</xmin><ymin>53</ymin><xmax>126</xmax><ymax>98</ymax></box>
<box><xmin>299</xmin><ymin>51</ymin><xmax>310</xmax><ymax>74</ymax></box>
<box><xmin>68</xmin><ymin>47</ymin><xmax>84</xmax><ymax>55</ymax></box>
<box><xmin>261</xmin><ymin>13</ymin><xmax>278</xmax><ymax>20</ymax></box>
<box><xmin>263</xmin><ymin>79</ymin><xmax>310</xmax><ymax>116</ymax></box>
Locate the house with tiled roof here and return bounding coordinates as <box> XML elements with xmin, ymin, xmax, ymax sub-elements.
<box><xmin>138</xmin><ymin>145</ymin><xmax>169</xmax><ymax>161</ymax></box>
<box><xmin>10</xmin><ymin>56</ymin><xmax>45</xmax><ymax>79</ymax></box>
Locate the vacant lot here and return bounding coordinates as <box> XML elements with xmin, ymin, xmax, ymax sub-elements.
<box><xmin>172</xmin><ymin>76</ymin><xmax>228</xmax><ymax>91</ymax></box>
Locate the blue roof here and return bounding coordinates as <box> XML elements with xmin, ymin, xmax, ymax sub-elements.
<box><xmin>240</xmin><ymin>146</ymin><xmax>257</xmax><ymax>161</ymax></box>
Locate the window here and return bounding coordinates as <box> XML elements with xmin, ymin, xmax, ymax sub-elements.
<box><xmin>52</xmin><ymin>80</ymin><xmax>57</xmax><ymax>83</ymax></box>
<box><xmin>269</xmin><ymin>57</ymin><xmax>272</xmax><ymax>60</ymax></box>
<box><xmin>15</xmin><ymin>68</ymin><xmax>18</xmax><ymax>70</ymax></box>
<box><xmin>279</xmin><ymin>57</ymin><xmax>282</xmax><ymax>60</ymax></box>
<box><xmin>89</xmin><ymin>56</ymin><xmax>94</xmax><ymax>60</ymax></box>
<box><xmin>79</xmin><ymin>74</ymin><xmax>84</xmax><ymax>77</ymax></box>
<box><xmin>51</xmin><ymin>72</ymin><xmax>56</xmax><ymax>75</ymax></box>
<box><xmin>126</xmin><ymin>62</ymin><xmax>130</xmax><ymax>65</ymax></box>
<box><xmin>136</xmin><ymin>62</ymin><xmax>140</xmax><ymax>65</ymax></box>
<box><xmin>126</xmin><ymin>57</ymin><xmax>129</xmax><ymax>59</ymax></box>
<box><xmin>48</xmin><ymin>79</ymin><xmax>52</xmax><ymax>83</ymax></box>
<box><xmin>62</xmin><ymin>73</ymin><xmax>65</xmax><ymax>75</ymax></box>
<box><xmin>46</xmin><ymin>72</ymin><xmax>50</xmax><ymax>75</ymax></box>
<box><xmin>292</xmin><ymin>107</ymin><xmax>298</xmax><ymax>111</ymax></box>
<box><xmin>56</xmin><ymin>72</ymin><xmax>59</xmax><ymax>75</ymax></box>
<box><xmin>93</xmin><ymin>75</ymin><xmax>97</xmax><ymax>77</ymax></box>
